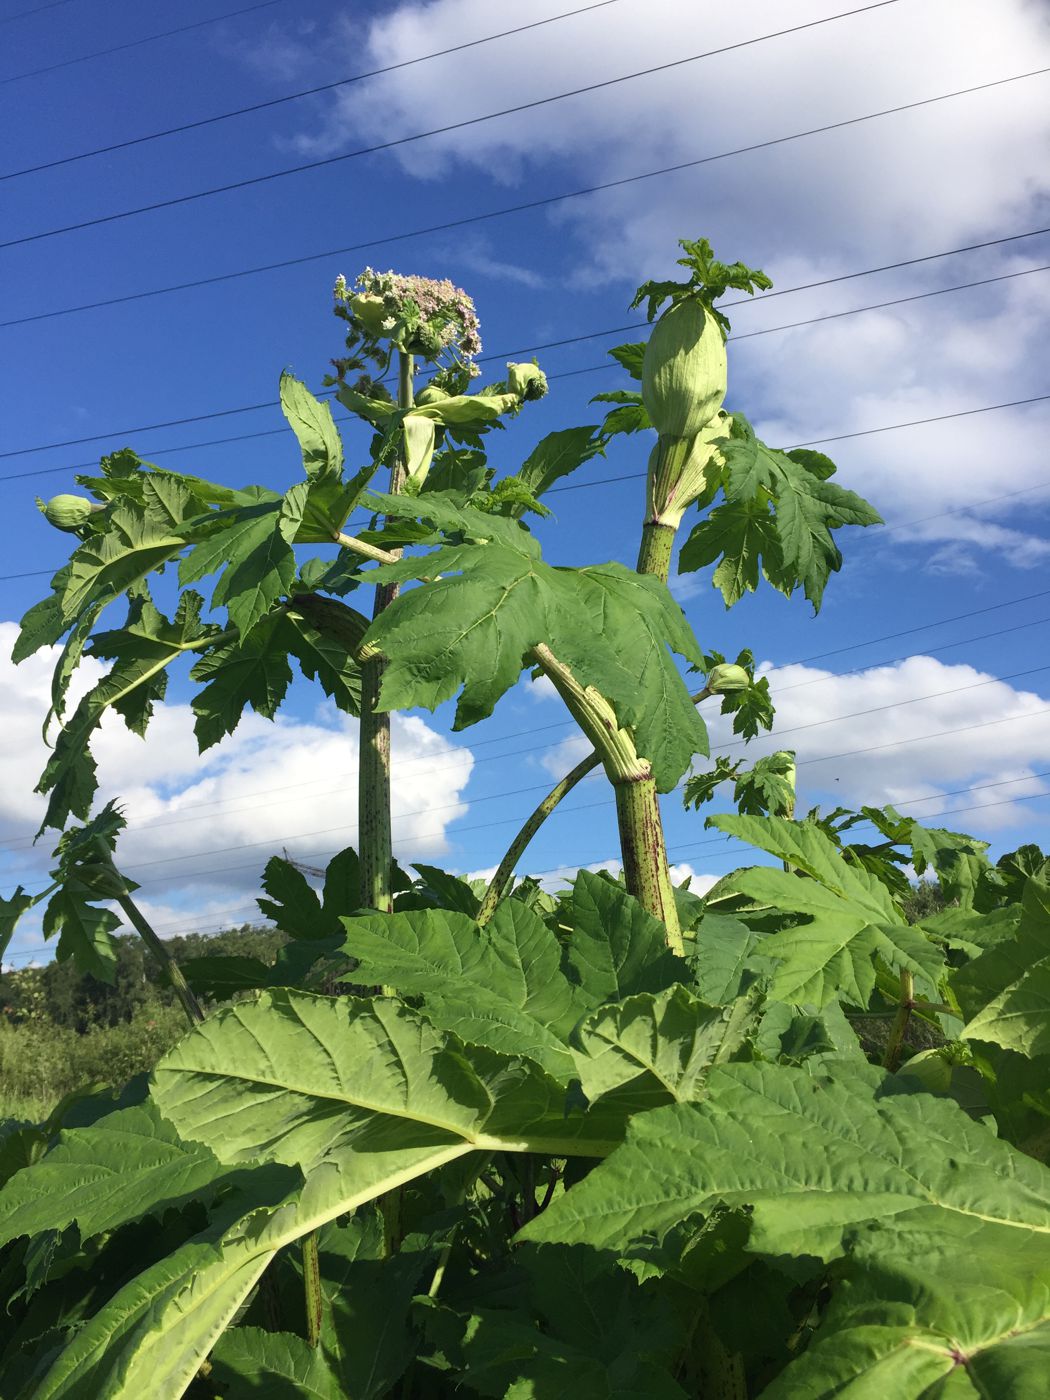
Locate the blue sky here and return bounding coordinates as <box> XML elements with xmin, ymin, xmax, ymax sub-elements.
<box><xmin>3</xmin><ymin>0</ymin><xmax>1050</xmax><ymax>966</ymax></box>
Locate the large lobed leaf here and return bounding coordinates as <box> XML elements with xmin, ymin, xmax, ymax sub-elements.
<box><xmin>338</xmin><ymin>871</ymin><xmax>689</xmax><ymax>1081</ymax></box>
<box><xmin>679</xmin><ymin>413</ymin><xmax>882</xmax><ymax>612</ymax></box>
<box><xmin>957</xmin><ymin>866</ymin><xmax>1050</xmax><ymax>1059</ymax></box>
<box><xmin>27</xmin><ymin>992</ymin><xmax>628</xmax><ymax>1399</ymax></box>
<box><xmin>522</xmin><ymin>1060</ymin><xmax>1050</xmax><ymax>1262</ymax></box>
<box><xmin>764</xmin><ymin>1217</ymin><xmax>1050</xmax><ymax>1397</ymax></box>
<box><xmin>0</xmin><ymin>1102</ymin><xmax>289</xmax><ymax>1251</ymax></box>
<box><xmin>361</xmin><ymin>494</ymin><xmax>708</xmax><ymax>789</ymax></box>
<box><xmin>709</xmin><ymin>815</ymin><xmax>944</xmax><ymax>1007</ymax></box>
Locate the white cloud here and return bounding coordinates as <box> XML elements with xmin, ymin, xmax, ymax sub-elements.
<box><xmin>669</xmin><ymin>862</ymin><xmax>720</xmax><ymax>896</ymax></box>
<box><xmin>703</xmin><ymin>653</ymin><xmax>1050</xmax><ymax>830</ymax></box>
<box><xmin>0</xmin><ymin>623</ymin><xmax>474</xmax><ymax>959</ymax></box>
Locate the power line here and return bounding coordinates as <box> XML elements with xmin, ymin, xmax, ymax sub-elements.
<box><xmin>2</xmin><ymin>0</ymin><xmax>85</xmax><ymax>23</ymax></box>
<box><xmin>4</xmin><ymin>64</ymin><xmax>1045</xmax><ymax>253</ymax></box>
<box><xmin>5</xmin><ymin>760</ymin><xmax>1049</xmax><ymax>964</ymax></box>
<box><xmin>5</xmin><ymin>3</ymin><xmax>908</xmax><ymax>181</ymax></box>
<box><xmin>716</xmin><ymin>664</ymin><xmax>1050</xmax><ymax>754</ymax></box>
<box><xmin>6</xmin><ymin>664</ymin><xmax>1049</xmax><ymax>887</ymax></box>
<box><xmin>1</xmin><ymin>160</ymin><xmax>1044</xmax><ymax>332</ymax></box>
<box><xmin>8</xmin><ymin>253</ymin><xmax>1050</xmax><ymax>470</ymax></box>
<box><xmin>1</xmin><ymin>0</ymin><xmax>288</xmax><ymax>85</ymax></box>
<box><xmin>771</xmin><ymin>614</ymin><xmax>1050</xmax><ymax>693</ymax></box>
<box><xmin>4</xmin><ymin>598</ymin><xmax>1047</xmax><ymax>856</ymax></box>
<box><xmin>0</xmin><ymin>2</ymin><xmax>612</xmax><ymax>180</ymax></box>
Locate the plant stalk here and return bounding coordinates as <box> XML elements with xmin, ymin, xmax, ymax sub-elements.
<box><xmin>614</xmin><ymin>777</ymin><xmax>683</xmax><ymax>953</ymax></box>
<box><xmin>358</xmin><ymin>349</ymin><xmax>413</xmax><ymax>912</ymax></box>
<box><xmin>333</xmin><ymin>530</ymin><xmax>400</xmax><ymax>566</ymax></box>
<box><xmin>476</xmin><ymin>751</ymin><xmax>600</xmax><ymax>924</ymax></box>
<box><xmin>301</xmin><ymin>1233</ymin><xmax>323</xmax><ymax>1347</ymax></box>
<box><xmin>882</xmin><ymin>969</ymin><xmax>915</xmax><ymax>1071</ymax></box>
<box><xmin>636</xmin><ymin>520</ymin><xmax>675</xmax><ymax>583</ymax></box>
<box><xmin>477</xmin><ymin>684</ymin><xmax>712</xmax><ymax>926</ymax></box>
<box><xmin>113</xmin><ymin>890</ymin><xmax>204</xmax><ymax>1027</ymax></box>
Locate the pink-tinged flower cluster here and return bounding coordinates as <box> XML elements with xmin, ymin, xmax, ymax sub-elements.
<box><xmin>334</xmin><ymin>268</ymin><xmax>482</xmax><ymax>367</ymax></box>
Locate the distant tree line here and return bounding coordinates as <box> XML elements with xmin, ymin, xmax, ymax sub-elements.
<box><xmin>0</xmin><ymin>926</ymin><xmax>287</xmax><ymax>1033</ymax></box>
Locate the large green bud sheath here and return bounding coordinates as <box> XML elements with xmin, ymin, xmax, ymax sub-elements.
<box><xmin>641</xmin><ymin>297</ymin><xmax>727</xmax><ymax>439</ymax></box>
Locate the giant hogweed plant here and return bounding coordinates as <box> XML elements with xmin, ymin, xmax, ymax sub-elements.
<box><xmin>0</xmin><ymin>241</ymin><xmax>1047</xmax><ymax>1397</ymax></box>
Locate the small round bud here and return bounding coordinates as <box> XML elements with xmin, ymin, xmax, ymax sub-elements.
<box><xmin>39</xmin><ymin>494</ymin><xmax>101</xmax><ymax>533</ymax></box>
<box><xmin>506</xmin><ymin>362</ymin><xmax>548</xmax><ymax>402</ymax></box>
<box><xmin>706</xmin><ymin>662</ymin><xmax>750</xmax><ymax>693</ymax></box>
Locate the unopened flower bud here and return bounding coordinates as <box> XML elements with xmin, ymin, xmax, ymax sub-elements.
<box><xmin>415</xmin><ymin>384</ymin><xmax>450</xmax><ymax>407</ymax></box>
<box><xmin>506</xmin><ymin>362</ymin><xmax>548</xmax><ymax>402</ymax></box>
<box><xmin>706</xmin><ymin>662</ymin><xmax>750</xmax><ymax>693</ymax></box>
<box><xmin>39</xmin><ymin>494</ymin><xmax>102</xmax><ymax>533</ymax></box>
<box><xmin>347</xmin><ymin>292</ymin><xmax>391</xmax><ymax>337</ymax></box>
<box><xmin>642</xmin><ymin>298</ymin><xmax>727</xmax><ymax>439</ymax></box>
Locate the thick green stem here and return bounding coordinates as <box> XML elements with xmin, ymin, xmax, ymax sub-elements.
<box><xmin>358</xmin><ymin>350</ymin><xmax>414</xmax><ymax>912</ymax></box>
<box><xmin>477</xmin><ymin>686</ymin><xmax>712</xmax><ymax>926</ymax></box>
<box><xmin>114</xmin><ymin>890</ymin><xmax>204</xmax><ymax>1027</ymax></box>
<box><xmin>614</xmin><ymin>776</ymin><xmax>683</xmax><ymax>953</ymax></box>
<box><xmin>882</xmin><ymin>969</ymin><xmax>915</xmax><ymax>1071</ymax></box>
<box><xmin>332</xmin><ymin>531</ymin><xmax>399</xmax><ymax>566</ymax></box>
<box><xmin>301</xmin><ymin>1233</ymin><xmax>323</xmax><ymax>1347</ymax></box>
<box><xmin>477</xmin><ymin>752</ymin><xmax>601</xmax><ymax>924</ymax></box>
<box><xmin>636</xmin><ymin>521</ymin><xmax>675</xmax><ymax>583</ymax></box>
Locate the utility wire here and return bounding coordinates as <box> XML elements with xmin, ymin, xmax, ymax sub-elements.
<box><xmin>6</xmin><ymin>664</ymin><xmax>1049</xmax><ymax>884</ymax></box>
<box><xmin>1</xmin><ymin>170</ymin><xmax>1044</xmax><ymax>330</ymax></box>
<box><xmin>4</xmin><ymin>250</ymin><xmax>1049</xmax><ymax>463</ymax></box>
<box><xmin>4</xmin><ymin>3</ymin><xmax>904</xmax><ymax>180</ymax></box>
<box><xmin>2</xmin><ymin>1</ymin><xmax>618</xmax><ymax>180</ymax></box>
<box><xmin>4</xmin><ymin>601</ymin><xmax>1048</xmax><ymax>856</ymax></box>
<box><xmin>3</xmin><ymin>64</ymin><xmax>1045</xmax><ymax>252</ymax></box>
<box><xmin>9</xmin><ymin>389</ymin><xmax>1043</xmax><ymax>499</ymax></box>
<box><xmin>2</xmin><ymin>0</ymin><xmax>85</xmax><ymax>23</ymax></box>
<box><xmin>1</xmin><ymin>0</ymin><xmax>288</xmax><ymax>85</ymax></box>
<box><xmin>5</xmin><ymin>763</ymin><xmax>1049</xmax><ymax>963</ymax></box>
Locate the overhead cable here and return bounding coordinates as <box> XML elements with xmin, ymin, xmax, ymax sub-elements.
<box><xmin>3</xmin><ymin>65</ymin><xmax>1045</xmax><ymax>251</ymax></box>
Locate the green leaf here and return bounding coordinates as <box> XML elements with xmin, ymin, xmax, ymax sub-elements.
<box><xmin>428</xmin><ymin>1244</ymin><xmax>687</xmax><ymax>1397</ymax></box>
<box><xmin>257</xmin><ymin>856</ymin><xmax>335</xmax><ymax>940</ymax></box>
<box><xmin>312</xmin><ymin>1215</ymin><xmax>429</xmax><ymax>1398</ymax></box>
<box><xmin>0</xmin><ymin>1102</ymin><xmax>279</xmax><ymax>1250</ymax></box>
<box><xmin>210</xmin><ymin>1326</ymin><xmax>343</xmax><ymax>1398</ymax></box>
<box><xmin>363</xmin><ymin>497</ymin><xmax>707</xmax><ymax>789</ymax></box>
<box><xmin>53</xmin><ymin>502</ymin><xmax>187</xmax><ymax>631</ymax></box>
<box><xmin>282</xmin><ymin>606</ymin><xmax>362</xmax><ymax>715</ymax></box>
<box><xmin>764</xmin><ymin>1217</ymin><xmax>1050</xmax><ymax>1398</ymax></box>
<box><xmin>151</xmin><ymin>990</ymin><xmax>624</xmax><ymax>1172</ymax></box>
<box><xmin>511</xmin><ymin>426</ymin><xmax>604</xmax><ymax>513</ymax></box>
<box><xmin>280</xmin><ymin>372</ymin><xmax>342</xmax><ymax>481</ymax></box>
<box><xmin>36</xmin><ymin>593</ymin><xmax>219</xmax><ymax>831</ymax></box>
<box><xmin>190</xmin><ymin>612</ymin><xmax>294</xmax><ymax>750</ymax></box>
<box><xmin>0</xmin><ymin>887</ymin><xmax>37</xmax><ymax>965</ymax></box>
<box><xmin>689</xmin><ymin>913</ymin><xmax>772</xmax><ymax>1002</ymax></box>
<box><xmin>35</xmin><ymin>996</ymin><xmax>623</xmax><ymax>1395</ymax></box>
<box><xmin>566</xmin><ymin>870</ymin><xmax>688</xmax><ymax>1003</ymax></box>
<box><xmin>680</xmin><ymin>414</ymin><xmax>881</xmax><ymax>611</ymax></box>
<box><xmin>959</xmin><ymin>870</ymin><xmax>1050</xmax><ymax>1058</ymax></box>
<box><xmin>572</xmin><ymin>986</ymin><xmax>751</xmax><ymax>1112</ymax></box>
<box><xmin>180</xmin><ymin>487</ymin><xmax>302</xmax><ymax>637</ymax></box>
<box><xmin>908</xmin><ymin>819</ymin><xmax>991</xmax><ymax>910</ymax></box>
<box><xmin>339</xmin><ymin>902</ymin><xmax>583</xmax><ymax>1080</ymax></box>
<box><xmin>522</xmin><ymin>1060</ymin><xmax>1050</xmax><ymax>1260</ymax></box>
<box><xmin>709</xmin><ymin>816</ymin><xmax>944</xmax><ymax>1007</ymax></box>
<box><xmin>606</xmin><ymin>341</ymin><xmax>646</xmax><ymax>380</ymax></box>
<box><xmin>42</xmin><ymin>883</ymin><xmax>119</xmax><ymax>983</ymax></box>
<box><xmin>679</xmin><ymin>494</ymin><xmax>769</xmax><ymax>607</ymax></box>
